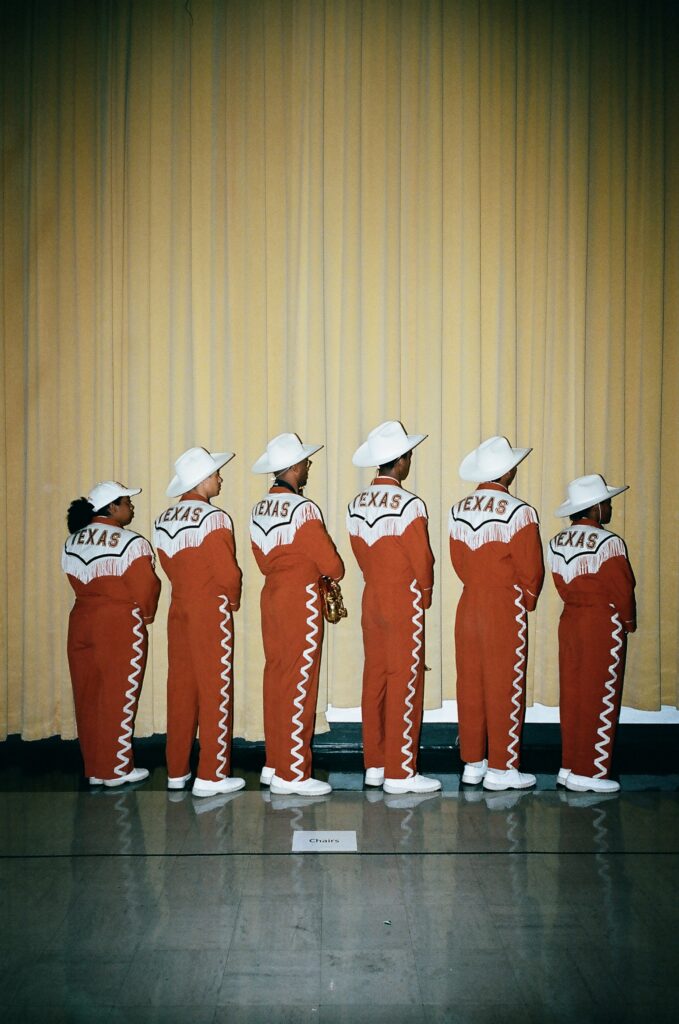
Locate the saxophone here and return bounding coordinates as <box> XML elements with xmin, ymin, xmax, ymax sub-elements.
<box><xmin>318</xmin><ymin>576</ymin><xmax>348</xmax><ymax>623</ymax></box>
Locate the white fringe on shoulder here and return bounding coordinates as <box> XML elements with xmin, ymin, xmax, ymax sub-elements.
<box><xmin>251</xmin><ymin>500</ymin><xmax>321</xmax><ymax>555</ymax></box>
<box><xmin>448</xmin><ymin>504</ymin><xmax>536</xmax><ymax>550</ymax></box>
<box><xmin>154</xmin><ymin>509</ymin><xmax>232</xmax><ymax>559</ymax></box>
<box><xmin>346</xmin><ymin>496</ymin><xmax>426</xmax><ymax>547</ymax></box>
<box><xmin>62</xmin><ymin>536</ymin><xmax>153</xmax><ymax>584</ymax></box>
<box><xmin>548</xmin><ymin>535</ymin><xmax>627</xmax><ymax>582</ymax></box>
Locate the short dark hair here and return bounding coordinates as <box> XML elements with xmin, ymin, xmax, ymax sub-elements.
<box><xmin>569</xmin><ymin>508</ymin><xmax>591</xmax><ymax>522</ymax></box>
<box><xmin>379</xmin><ymin>450</ymin><xmax>411</xmax><ymax>474</ymax></box>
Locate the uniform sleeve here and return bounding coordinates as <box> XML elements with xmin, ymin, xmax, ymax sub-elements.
<box><xmin>123</xmin><ymin>554</ymin><xmax>162</xmax><ymax>622</ymax></box>
<box><xmin>449</xmin><ymin>537</ymin><xmax>468</xmax><ymax>584</ymax></box>
<box><xmin>404</xmin><ymin>516</ymin><xmax>434</xmax><ymax>609</ymax></box>
<box><xmin>203</xmin><ymin>527</ymin><xmax>243</xmax><ymax>609</ymax></box>
<box><xmin>599</xmin><ymin>554</ymin><xmax>637</xmax><ymax>632</ymax></box>
<box><xmin>297</xmin><ymin>518</ymin><xmax>345</xmax><ymax>580</ymax></box>
<box><xmin>510</xmin><ymin>521</ymin><xmax>544</xmax><ymax>611</ymax></box>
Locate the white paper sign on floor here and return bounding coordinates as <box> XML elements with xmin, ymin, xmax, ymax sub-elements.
<box><xmin>292</xmin><ymin>830</ymin><xmax>358</xmax><ymax>853</ymax></box>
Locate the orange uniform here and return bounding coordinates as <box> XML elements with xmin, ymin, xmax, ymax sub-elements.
<box><xmin>154</xmin><ymin>493</ymin><xmax>242</xmax><ymax>782</ymax></box>
<box><xmin>449</xmin><ymin>483</ymin><xmax>544</xmax><ymax>770</ymax></box>
<box><xmin>548</xmin><ymin>520</ymin><xmax>636</xmax><ymax>778</ymax></box>
<box><xmin>347</xmin><ymin>477</ymin><xmax>434</xmax><ymax>780</ymax></box>
<box><xmin>62</xmin><ymin>517</ymin><xmax>161</xmax><ymax>780</ymax></box>
<box><xmin>250</xmin><ymin>486</ymin><xmax>344</xmax><ymax>783</ymax></box>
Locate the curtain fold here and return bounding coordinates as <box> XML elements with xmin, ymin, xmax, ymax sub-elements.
<box><xmin>1</xmin><ymin>0</ymin><xmax>676</xmax><ymax>740</ymax></box>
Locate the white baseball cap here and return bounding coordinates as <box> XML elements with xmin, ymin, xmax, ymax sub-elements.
<box><xmin>459</xmin><ymin>436</ymin><xmax>532</xmax><ymax>483</ymax></box>
<box><xmin>555</xmin><ymin>474</ymin><xmax>628</xmax><ymax>517</ymax></box>
<box><xmin>352</xmin><ymin>421</ymin><xmax>426</xmax><ymax>468</ymax></box>
<box><xmin>251</xmin><ymin>433</ymin><xmax>323</xmax><ymax>474</ymax></box>
<box><xmin>88</xmin><ymin>481</ymin><xmax>141</xmax><ymax>511</ymax></box>
<box><xmin>167</xmin><ymin>447</ymin><xmax>235</xmax><ymax>497</ymax></box>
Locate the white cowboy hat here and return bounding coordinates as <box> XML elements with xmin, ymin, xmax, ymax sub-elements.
<box><xmin>555</xmin><ymin>474</ymin><xmax>628</xmax><ymax>517</ymax></box>
<box><xmin>166</xmin><ymin>447</ymin><xmax>235</xmax><ymax>497</ymax></box>
<box><xmin>459</xmin><ymin>435</ymin><xmax>532</xmax><ymax>483</ymax></box>
<box><xmin>352</xmin><ymin>421</ymin><xmax>426</xmax><ymax>468</ymax></box>
<box><xmin>251</xmin><ymin>432</ymin><xmax>323</xmax><ymax>474</ymax></box>
<box><xmin>88</xmin><ymin>481</ymin><xmax>141</xmax><ymax>511</ymax></box>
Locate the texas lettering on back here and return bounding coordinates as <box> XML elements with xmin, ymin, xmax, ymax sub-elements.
<box><xmin>449</xmin><ymin>490</ymin><xmax>537</xmax><ymax>550</ymax></box>
<box><xmin>347</xmin><ymin>484</ymin><xmax>426</xmax><ymax>544</ymax></box>
<box><xmin>548</xmin><ymin>525</ymin><xmax>627</xmax><ymax>583</ymax></box>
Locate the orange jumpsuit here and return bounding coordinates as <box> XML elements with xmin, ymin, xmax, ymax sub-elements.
<box><xmin>347</xmin><ymin>477</ymin><xmax>435</xmax><ymax>780</ymax></box>
<box><xmin>449</xmin><ymin>483</ymin><xmax>544</xmax><ymax>770</ymax></box>
<box><xmin>250</xmin><ymin>486</ymin><xmax>344</xmax><ymax>783</ymax></box>
<box><xmin>62</xmin><ymin>516</ymin><xmax>161</xmax><ymax>780</ymax></box>
<box><xmin>154</xmin><ymin>493</ymin><xmax>242</xmax><ymax>782</ymax></box>
<box><xmin>548</xmin><ymin>520</ymin><xmax>636</xmax><ymax>778</ymax></box>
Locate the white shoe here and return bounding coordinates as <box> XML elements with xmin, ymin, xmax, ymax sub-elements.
<box><xmin>565</xmin><ymin>773</ymin><xmax>620</xmax><ymax>794</ymax></box>
<box><xmin>260</xmin><ymin>765</ymin><xmax>275</xmax><ymax>786</ymax></box>
<box><xmin>482</xmin><ymin>768</ymin><xmax>536</xmax><ymax>791</ymax></box>
<box><xmin>191</xmin><ymin>776</ymin><xmax>246</xmax><ymax>798</ymax></box>
<box><xmin>556</xmin><ymin>768</ymin><xmax>571</xmax><ymax>787</ymax></box>
<box><xmin>364</xmin><ymin>767</ymin><xmax>385</xmax><ymax>787</ymax></box>
<box><xmin>103</xmin><ymin>767</ymin><xmax>149</xmax><ymax>787</ymax></box>
<box><xmin>269</xmin><ymin>775</ymin><xmax>332</xmax><ymax>796</ymax></box>
<box><xmin>461</xmin><ymin>759</ymin><xmax>488</xmax><ymax>784</ymax></box>
<box><xmin>89</xmin><ymin>777</ymin><xmax>103</xmax><ymax>786</ymax></box>
<box><xmin>383</xmin><ymin>774</ymin><xmax>441</xmax><ymax>794</ymax></box>
<box><xmin>167</xmin><ymin>773</ymin><xmax>192</xmax><ymax>790</ymax></box>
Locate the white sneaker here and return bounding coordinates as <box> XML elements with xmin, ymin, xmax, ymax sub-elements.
<box><xmin>565</xmin><ymin>773</ymin><xmax>620</xmax><ymax>794</ymax></box>
<box><xmin>260</xmin><ymin>766</ymin><xmax>275</xmax><ymax>786</ymax></box>
<box><xmin>89</xmin><ymin>777</ymin><xmax>103</xmax><ymax>786</ymax></box>
<box><xmin>556</xmin><ymin>768</ymin><xmax>571</xmax><ymax>787</ymax></box>
<box><xmin>103</xmin><ymin>767</ymin><xmax>149</xmax><ymax>787</ymax></box>
<box><xmin>269</xmin><ymin>775</ymin><xmax>332</xmax><ymax>796</ymax></box>
<box><xmin>383</xmin><ymin>774</ymin><xmax>441</xmax><ymax>794</ymax></box>
<box><xmin>192</xmin><ymin>776</ymin><xmax>246</xmax><ymax>798</ymax></box>
<box><xmin>364</xmin><ymin>767</ymin><xmax>385</xmax><ymax>787</ymax></box>
<box><xmin>167</xmin><ymin>773</ymin><xmax>192</xmax><ymax>790</ymax></box>
<box><xmin>482</xmin><ymin>768</ymin><xmax>536</xmax><ymax>791</ymax></box>
<box><xmin>461</xmin><ymin>759</ymin><xmax>488</xmax><ymax>784</ymax></box>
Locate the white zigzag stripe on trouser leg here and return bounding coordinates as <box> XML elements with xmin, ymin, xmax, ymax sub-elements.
<box><xmin>114</xmin><ymin>608</ymin><xmax>144</xmax><ymax>778</ymax></box>
<box><xmin>215</xmin><ymin>595</ymin><xmax>232</xmax><ymax>780</ymax></box>
<box><xmin>593</xmin><ymin>608</ymin><xmax>622</xmax><ymax>778</ymax></box>
<box><xmin>505</xmin><ymin>586</ymin><xmax>527</xmax><ymax>770</ymax></box>
<box><xmin>399</xmin><ymin>581</ymin><xmax>423</xmax><ymax>777</ymax></box>
<box><xmin>288</xmin><ymin>584</ymin><xmax>320</xmax><ymax>781</ymax></box>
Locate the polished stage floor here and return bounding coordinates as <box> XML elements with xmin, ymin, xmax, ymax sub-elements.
<box><xmin>1</xmin><ymin>768</ymin><xmax>678</xmax><ymax>1023</ymax></box>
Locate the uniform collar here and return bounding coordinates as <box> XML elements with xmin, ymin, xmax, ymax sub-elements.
<box><xmin>477</xmin><ymin>481</ymin><xmax>508</xmax><ymax>493</ymax></box>
<box><xmin>180</xmin><ymin>490</ymin><xmax>211</xmax><ymax>504</ymax></box>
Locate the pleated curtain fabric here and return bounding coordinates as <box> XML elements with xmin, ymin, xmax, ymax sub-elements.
<box><xmin>1</xmin><ymin>0</ymin><xmax>677</xmax><ymax>740</ymax></box>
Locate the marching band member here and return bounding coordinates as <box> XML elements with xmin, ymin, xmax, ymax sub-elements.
<box><xmin>63</xmin><ymin>481</ymin><xmax>160</xmax><ymax>786</ymax></box>
<box><xmin>250</xmin><ymin>433</ymin><xmax>344</xmax><ymax>797</ymax></box>
<box><xmin>154</xmin><ymin>447</ymin><xmax>245</xmax><ymax>798</ymax></box>
<box><xmin>347</xmin><ymin>421</ymin><xmax>439</xmax><ymax>795</ymax></box>
<box><xmin>548</xmin><ymin>475</ymin><xmax>636</xmax><ymax>793</ymax></box>
<box><xmin>449</xmin><ymin>436</ymin><xmax>544</xmax><ymax>791</ymax></box>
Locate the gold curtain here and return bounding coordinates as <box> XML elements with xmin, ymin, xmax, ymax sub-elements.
<box><xmin>1</xmin><ymin>0</ymin><xmax>677</xmax><ymax>741</ymax></box>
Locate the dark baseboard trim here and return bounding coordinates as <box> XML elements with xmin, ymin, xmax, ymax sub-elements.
<box><xmin>1</xmin><ymin>722</ymin><xmax>677</xmax><ymax>776</ymax></box>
